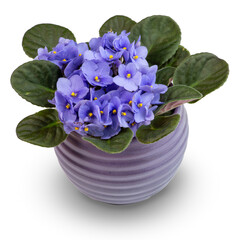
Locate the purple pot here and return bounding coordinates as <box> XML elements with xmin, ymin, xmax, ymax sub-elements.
<box><xmin>55</xmin><ymin>105</ymin><xmax>189</xmax><ymax>204</ymax></box>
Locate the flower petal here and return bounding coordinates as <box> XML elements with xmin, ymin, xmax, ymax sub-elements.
<box><xmin>113</xmin><ymin>76</ymin><xmax>126</xmax><ymax>87</ymax></box>
<box><xmin>124</xmin><ymin>80</ymin><xmax>138</xmax><ymax>92</ymax></box>
<box><xmin>57</xmin><ymin>78</ymin><xmax>71</xmax><ymax>96</ymax></box>
<box><xmin>136</xmin><ymin>46</ymin><xmax>148</xmax><ymax>58</ymax></box>
<box><xmin>134</xmin><ymin>107</ymin><xmax>147</xmax><ymax>123</ymax></box>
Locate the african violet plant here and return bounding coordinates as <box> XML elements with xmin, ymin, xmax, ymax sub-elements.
<box><xmin>11</xmin><ymin>15</ymin><xmax>229</xmax><ymax>153</ymax></box>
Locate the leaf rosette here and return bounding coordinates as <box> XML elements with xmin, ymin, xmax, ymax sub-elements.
<box><xmin>10</xmin><ymin>15</ymin><xmax>229</xmax><ymax>153</ymax></box>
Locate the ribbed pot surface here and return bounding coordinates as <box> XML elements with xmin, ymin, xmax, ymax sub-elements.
<box><xmin>55</xmin><ymin>106</ymin><xmax>189</xmax><ymax>204</ymax></box>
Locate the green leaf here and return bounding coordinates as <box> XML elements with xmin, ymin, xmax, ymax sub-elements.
<box><xmin>11</xmin><ymin>60</ymin><xmax>62</xmax><ymax>107</ymax></box>
<box><xmin>156</xmin><ymin>67</ymin><xmax>176</xmax><ymax>86</ymax></box>
<box><xmin>99</xmin><ymin>15</ymin><xmax>136</xmax><ymax>36</ymax></box>
<box><xmin>83</xmin><ymin>128</ymin><xmax>134</xmax><ymax>154</ymax></box>
<box><xmin>129</xmin><ymin>15</ymin><xmax>181</xmax><ymax>66</ymax></box>
<box><xmin>136</xmin><ymin>114</ymin><xmax>180</xmax><ymax>144</ymax></box>
<box><xmin>161</xmin><ymin>45</ymin><xmax>190</xmax><ymax>68</ymax></box>
<box><xmin>155</xmin><ymin>85</ymin><xmax>202</xmax><ymax>115</ymax></box>
<box><xmin>16</xmin><ymin>109</ymin><xmax>67</xmax><ymax>147</ymax></box>
<box><xmin>22</xmin><ymin>23</ymin><xmax>76</xmax><ymax>58</ymax></box>
<box><xmin>173</xmin><ymin>53</ymin><xmax>229</xmax><ymax>101</ymax></box>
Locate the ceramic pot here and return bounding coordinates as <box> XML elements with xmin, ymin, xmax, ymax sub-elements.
<box><xmin>55</xmin><ymin>105</ymin><xmax>189</xmax><ymax>204</ymax></box>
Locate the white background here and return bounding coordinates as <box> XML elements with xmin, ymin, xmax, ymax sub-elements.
<box><xmin>1</xmin><ymin>0</ymin><xmax>243</xmax><ymax>239</ymax></box>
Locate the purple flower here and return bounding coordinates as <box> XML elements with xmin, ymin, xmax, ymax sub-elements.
<box><xmin>107</xmin><ymin>96</ymin><xmax>121</xmax><ymax>129</ymax></box>
<box><xmin>132</xmin><ymin>90</ymin><xmax>154</xmax><ymax>111</ymax></box>
<box><xmin>95</xmin><ymin>100</ymin><xmax>112</xmax><ymax>126</ymax></box>
<box><xmin>57</xmin><ymin>75</ymin><xmax>89</xmax><ymax>103</ymax></box>
<box><xmin>64</xmin><ymin>121</ymin><xmax>104</xmax><ymax>137</ymax></box>
<box><xmin>101</xmin><ymin>32</ymin><xmax>117</xmax><ymax>50</ymax></box>
<box><xmin>36</xmin><ymin>47</ymin><xmax>49</xmax><ymax>60</ymax></box>
<box><xmin>36</xmin><ymin>38</ymin><xmax>79</xmax><ymax>70</ymax></box>
<box><xmin>63</xmin><ymin>121</ymin><xmax>83</xmax><ymax>134</ymax></box>
<box><xmin>64</xmin><ymin>43</ymin><xmax>89</xmax><ymax>77</ymax></box>
<box><xmin>49</xmin><ymin>41</ymin><xmax>78</xmax><ymax>68</ymax></box>
<box><xmin>132</xmin><ymin>91</ymin><xmax>154</xmax><ymax>123</ymax></box>
<box><xmin>90</xmin><ymin>90</ymin><xmax>113</xmax><ymax>126</ymax></box>
<box><xmin>83</xmin><ymin>123</ymin><xmax>104</xmax><ymax>137</ymax></box>
<box><xmin>101</xmin><ymin>125</ymin><xmax>121</xmax><ymax>139</ymax></box>
<box><xmin>78</xmin><ymin>100</ymin><xmax>101</xmax><ymax>123</ymax></box>
<box><xmin>129</xmin><ymin>42</ymin><xmax>148</xmax><ymax>67</ymax></box>
<box><xmin>118</xmin><ymin>104</ymin><xmax>134</xmax><ymax>128</ymax></box>
<box><xmin>54</xmin><ymin>91</ymin><xmax>77</xmax><ymax>122</ymax></box>
<box><xmin>113</xmin><ymin>63</ymin><xmax>141</xmax><ymax>91</ymax></box>
<box><xmin>82</xmin><ymin>60</ymin><xmax>113</xmax><ymax>86</ymax></box>
<box><xmin>52</xmin><ymin>46</ymin><xmax>77</xmax><ymax>67</ymax></box>
<box><xmin>99</xmin><ymin>47</ymin><xmax>123</xmax><ymax>62</ymax></box>
<box><xmin>113</xmin><ymin>31</ymin><xmax>130</xmax><ymax>51</ymax></box>
<box><xmin>139</xmin><ymin>65</ymin><xmax>168</xmax><ymax>94</ymax></box>
<box><xmin>119</xmin><ymin>89</ymin><xmax>135</xmax><ymax>105</ymax></box>
<box><xmin>135</xmin><ymin>105</ymin><xmax>157</xmax><ymax>124</ymax></box>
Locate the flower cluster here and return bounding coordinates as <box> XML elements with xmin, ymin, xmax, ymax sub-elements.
<box><xmin>36</xmin><ymin>31</ymin><xmax>168</xmax><ymax>139</ymax></box>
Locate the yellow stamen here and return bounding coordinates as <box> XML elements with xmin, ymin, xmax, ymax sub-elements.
<box><xmin>62</xmin><ymin>59</ymin><xmax>67</xmax><ymax>62</ymax></box>
<box><xmin>123</xmin><ymin>47</ymin><xmax>127</xmax><ymax>50</ymax></box>
<box><xmin>79</xmin><ymin>53</ymin><xmax>82</xmax><ymax>56</ymax></box>
<box><xmin>53</xmin><ymin>51</ymin><xmax>57</xmax><ymax>54</ymax></box>
<box><xmin>131</xmin><ymin>122</ymin><xmax>136</xmax><ymax>126</ymax></box>
<box><xmin>94</xmin><ymin>97</ymin><xmax>98</xmax><ymax>100</ymax></box>
<box><xmin>133</xmin><ymin>55</ymin><xmax>138</xmax><ymax>60</ymax></box>
<box><xmin>71</xmin><ymin>92</ymin><xmax>77</xmax><ymax>97</ymax></box>
<box><xmin>88</xmin><ymin>112</ymin><xmax>93</xmax><ymax>117</ymax></box>
<box><xmin>66</xmin><ymin>103</ymin><xmax>70</xmax><ymax>109</ymax></box>
<box><xmin>109</xmin><ymin>55</ymin><xmax>113</xmax><ymax>59</ymax></box>
<box><xmin>104</xmin><ymin>125</ymin><xmax>107</xmax><ymax>128</ymax></box>
<box><xmin>137</xmin><ymin>103</ymin><xmax>143</xmax><ymax>108</ymax></box>
<box><xmin>100</xmin><ymin>110</ymin><xmax>104</xmax><ymax>115</ymax></box>
<box><xmin>94</xmin><ymin>76</ymin><xmax>100</xmax><ymax>82</ymax></box>
<box><xmin>74</xmin><ymin>127</ymin><xmax>79</xmax><ymax>130</ymax></box>
<box><xmin>84</xmin><ymin>127</ymin><xmax>89</xmax><ymax>132</ymax></box>
<box><xmin>121</xmin><ymin>112</ymin><xmax>126</xmax><ymax>116</ymax></box>
<box><xmin>129</xmin><ymin>100</ymin><xmax>132</xmax><ymax>106</ymax></box>
<box><xmin>126</xmin><ymin>73</ymin><xmax>131</xmax><ymax>79</ymax></box>
<box><xmin>112</xmin><ymin>109</ymin><xmax>117</xmax><ymax>114</ymax></box>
